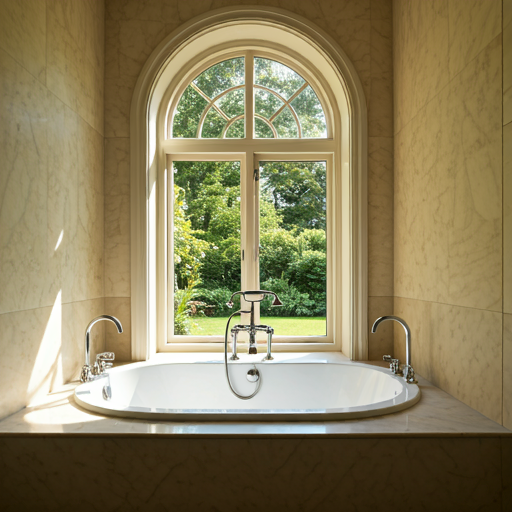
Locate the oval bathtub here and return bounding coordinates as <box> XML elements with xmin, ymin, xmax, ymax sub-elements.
<box><xmin>74</xmin><ymin>359</ymin><xmax>421</xmax><ymax>421</ymax></box>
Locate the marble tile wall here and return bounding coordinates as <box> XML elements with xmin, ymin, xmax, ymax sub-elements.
<box><xmin>0</xmin><ymin>1</ymin><xmax>105</xmax><ymax>420</ymax></box>
<box><xmin>393</xmin><ymin>0</ymin><xmax>505</xmax><ymax>424</ymax></box>
<box><xmin>0</xmin><ymin>436</ymin><xmax>507</xmax><ymax>511</ymax></box>
<box><xmin>103</xmin><ymin>0</ymin><xmax>395</xmax><ymax>358</ymax></box>
<box><xmin>504</xmin><ymin>0</ymin><xmax>512</xmax><ymax>430</ymax></box>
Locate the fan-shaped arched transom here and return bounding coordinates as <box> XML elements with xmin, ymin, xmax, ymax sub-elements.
<box><xmin>171</xmin><ymin>55</ymin><xmax>327</xmax><ymax>139</ymax></box>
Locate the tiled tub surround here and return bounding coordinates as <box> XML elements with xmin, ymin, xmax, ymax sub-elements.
<box><xmin>0</xmin><ymin>361</ymin><xmax>510</xmax><ymax>512</ymax></box>
<box><xmin>0</xmin><ymin>0</ymin><xmax>106</xmax><ymax>421</ymax></box>
<box><xmin>393</xmin><ymin>0</ymin><xmax>511</xmax><ymax>429</ymax></box>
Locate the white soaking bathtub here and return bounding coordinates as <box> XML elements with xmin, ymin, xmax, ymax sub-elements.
<box><xmin>74</xmin><ymin>356</ymin><xmax>421</xmax><ymax>421</ymax></box>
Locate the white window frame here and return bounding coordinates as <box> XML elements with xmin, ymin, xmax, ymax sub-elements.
<box><xmin>130</xmin><ymin>7</ymin><xmax>368</xmax><ymax>360</ymax></box>
<box><xmin>161</xmin><ymin>52</ymin><xmax>335</xmax><ymax>351</ymax></box>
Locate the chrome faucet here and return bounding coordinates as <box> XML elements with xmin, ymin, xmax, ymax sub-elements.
<box><xmin>80</xmin><ymin>315</ymin><xmax>123</xmax><ymax>383</ymax></box>
<box><xmin>371</xmin><ymin>315</ymin><xmax>417</xmax><ymax>384</ymax></box>
<box><xmin>226</xmin><ymin>290</ymin><xmax>282</xmax><ymax>361</ymax></box>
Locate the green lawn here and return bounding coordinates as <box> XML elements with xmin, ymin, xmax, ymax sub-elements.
<box><xmin>188</xmin><ymin>316</ymin><xmax>326</xmax><ymax>336</ymax></box>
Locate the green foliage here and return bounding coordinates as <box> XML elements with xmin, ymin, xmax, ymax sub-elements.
<box><xmin>170</xmin><ymin>59</ymin><xmax>329</xmax><ymax>320</ymax></box>
<box><xmin>285</xmin><ymin>250</ymin><xmax>327</xmax><ymax>315</ymax></box>
<box><xmin>260</xmin><ymin>278</ymin><xmax>315</xmax><ymax>317</ymax></box>
<box><xmin>259</xmin><ymin>229</ymin><xmax>299</xmax><ymax>282</ymax></box>
<box><xmin>260</xmin><ymin>161</ymin><xmax>326</xmax><ymax>231</ymax></box>
<box><xmin>173</xmin><ymin>86</ymin><xmax>208</xmax><ymax>138</ymax></box>
<box><xmin>193</xmin><ymin>287</ymin><xmax>241</xmax><ymax>317</ymax></box>
<box><xmin>298</xmin><ymin>229</ymin><xmax>327</xmax><ymax>253</ymax></box>
<box><xmin>174</xmin><ymin>285</ymin><xmax>199</xmax><ymax>335</ymax></box>
<box><xmin>173</xmin><ymin>185</ymin><xmax>208</xmax><ymax>289</ymax></box>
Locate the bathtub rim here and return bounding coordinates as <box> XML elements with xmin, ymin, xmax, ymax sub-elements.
<box><xmin>74</xmin><ymin>356</ymin><xmax>421</xmax><ymax>422</ymax></box>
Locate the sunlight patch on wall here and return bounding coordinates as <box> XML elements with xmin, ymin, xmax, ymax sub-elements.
<box><xmin>27</xmin><ymin>291</ymin><xmax>63</xmax><ymax>406</ymax></box>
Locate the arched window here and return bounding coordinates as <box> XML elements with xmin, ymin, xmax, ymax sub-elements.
<box><xmin>130</xmin><ymin>8</ymin><xmax>368</xmax><ymax>360</ymax></box>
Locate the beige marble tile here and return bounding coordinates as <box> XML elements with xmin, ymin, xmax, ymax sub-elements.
<box><xmin>505</xmin><ymin>123</ymin><xmax>512</xmax><ymax>314</ymax></box>
<box><xmin>394</xmin><ymin>83</ymin><xmax>452</xmax><ymax>304</ymax></box>
<box><xmin>106</xmin><ymin>0</ymin><xmax>169</xmax><ymax>21</ymax></box>
<box><xmin>448</xmin><ymin>0</ymin><xmax>501</xmax><ymax>81</ymax></box>
<box><xmin>46</xmin><ymin>94</ymin><xmax>80</xmax><ymax>305</ymax></box>
<box><xmin>368</xmin><ymin>74</ymin><xmax>393</xmax><ymax>138</ymax></box>
<box><xmin>0</xmin><ymin>0</ymin><xmax>46</xmax><ymax>83</ymax></box>
<box><xmin>393</xmin><ymin>0</ymin><xmax>449</xmax><ymax>133</ymax></box>
<box><xmin>47</xmin><ymin>1</ymin><xmax>104</xmax><ymax>135</ymax></box>
<box><xmin>448</xmin><ymin>35</ymin><xmax>502</xmax><ymax>311</ymax></box>
<box><xmin>105</xmin><ymin>138</ymin><xmax>131</xmax><ymax>298</ymax></box>
<box><xmin>503</xmin><ymin>437</ymin><xmax>512</xmax><ymax>511</ymax></box>
<box><xmin>83</xmin><ymin>0</ymin><xmax>105</xmax><ymax>73</ymax></box>
<box><xmin>330</xmin><ymin>19</ymin><xmax>372</xmax><ymax>96</ymax></box>
<box><xmin>505</xmin><ymin>1</ymin><xmax>512</xmax><ymax>126</ymax></box>
<box><xmin>504</xmin><ymin>315</ymin><xmax>512</xmax><ymax>430</ymax></box>
<box><xmin>0</xmin><ymin>50</ymin><xmax>49</xmax><ymax>314</ymax></box>
<box><xmin>0</xmin><ymin>298</ymin><xmax>105</xmax><ymax>422</ymax></box>
<box><xmin>395</xmin><ymin>35</ymin><xmax>502</xmax><ymax>312</ymax></box>
<box><xmin>117</xmin><ymin>19</ymin><xmax>168</xmax><ymax>79</ymax></box>
<box><xmin>0</xmin><ymin>436</ymin><xmax>503</xmax><ymax>511</ymax></box>
<box><xmin>0</xmin><ymin>306</ymin><xmax>52</xmax><ymax>420</ymax></box>
<box><xmin>368</xmin><ymin>296</ymin><xmax>393</xmax><ymax>360</ymax></box>
<box><xmin>48</xmin><ymin>0</ymin><xmax>103</xmax><ymax>73</ymax></box>
<box><xmin>105</xmin><ymin>18</ymin><xmax>121</xmax><ymax>79</ymax></box>
<box><xmin>74</xmin><ymin>119</ymin><xmax>104</xmax><ymax>302</ymax></box>
<box><xmin>368</xmin><ymin>137</ymin><xmax>393</xmax><ymax>296</ymax></box>
<box><xmin>105</xmin><ymin>75</ymin><xmax>138</xmax><ymax>138</ymax></box>
<box><xmin>396</xmin><ymin>298</ymin><xmax>503</xmax><ymax>424</ymax></box>
<box><xmin>46</xmin><ymin>4</ymin><xmax>83</xmax><ymax>115</ymax></box>
<box><xmin>370</xmin><ymin>19</ymin><xmax>392</xmax><ymax>85</ymax></box>
<box><xmin>104</xmin><ymin>297</ymin><xmax>132</xmax><ymax>362</ymax></box>
<box><xmin>506</xmin><ymin>0</ymin><xmax>512</xmax><ymax>27</ymax></box>
<box><xmin>371</xmin><ymin>0</ymin><xmax>392</xmax><ymax>20</ymax></box>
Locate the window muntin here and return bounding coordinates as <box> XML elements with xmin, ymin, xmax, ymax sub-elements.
<box><xmin>164</xmin><ymin>51</ymin><xmax>335</xmax><ymax>347</ymax></box>
<box><xmin>171</xmin><ymin>55</ymin><xmax>327</xmax><ymax>140</ymax></box>
<box><xmin>173</xmin><ymin>57</ymin><xmax>246</xmax><ymax>139</ymax></box>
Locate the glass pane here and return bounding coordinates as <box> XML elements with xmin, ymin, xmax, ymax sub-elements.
<box><xmin>172</xmin><ymin>85</ymin><xmax>208</xmax><ymax>138</ymax></box>
<box><xmin>258</xmin><ymin>161</ymin><xmax>327</xmax><ymax>336</ymax></box>
<box><xmin>254</xmin><ymin>57</ymin><xmax>305</xmax><ymax>100</ymax></box>
<box><xmin>193</xmin><ymin>57</ymin><xmax>245</xmax><ymax>99</ymax></box>
<box><xmin>216</xmin><ymin>88</ymin><xmax>244</xmax><ymax>120</ymax></box>
<box><xmin>201</xmin><ymin>108</ymin><xmax>225</xmax><ymax>138</ymax></box>
<box><xmin>255</xmin><ymin>118</ymin><xmax>274</xmax><ymax>138</ymax></box>
<box><xmin>225</xmin><ymin>118</ymin><xmax>245</xmax><ymax>138</ymax></box>
<box><xmin>273</xmin><ymin>106</ymin><xmax>299</xmax><ymax>138</ymax></box>
<box><xmin>254</xmin><ymin>88</ymin><xmax>283</xmax><ymax>120</ymax></box>
<box><xmin>290</xmin><ymin>86</ymin><xmax>327</xmax><ymax>138</ymax></box>
<box><xmin>172</xmin><ymin>161</ymin><xmax>241</xmax><ymax>336</ymax></box>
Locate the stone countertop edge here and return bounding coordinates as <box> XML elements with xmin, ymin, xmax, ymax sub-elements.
<box><xmin>0</xmin><ymin>360</ymin><xmax>510</xmax><ymax>438</ymax></box>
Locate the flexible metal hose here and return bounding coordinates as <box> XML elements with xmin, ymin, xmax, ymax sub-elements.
<box><xmin>224</xmin><ymin>309</ymin><xmax>262</xmax><ymax>400</ymax></box>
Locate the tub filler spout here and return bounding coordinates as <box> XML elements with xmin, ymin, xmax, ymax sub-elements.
<box><xmin>371</xmin><ymin>315</ymin><xmax>417</xmax><ymax>384</ymax></box>
<box><xmin>80</xmin><ymin>315</ymin><xmax>123</xmax><ymax>383</ymax></box>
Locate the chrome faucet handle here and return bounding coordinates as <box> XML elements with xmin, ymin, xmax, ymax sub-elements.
<box><xmin>402</xmin><ymin>364</ymin><xmax>417</xmax><ymax>384</ymax></box>
<box><xmin>383</xmin><ymin>355</ymin><xmax>401</xmax><ymax>374</ymax></box>
<box><xmin>80</xmin><ymin>365</ymin><xmax>92</xmax><ymax>383</ymax></box>
<box><xmin>96</xmin><ymin>352</ymin><xmax>115</xmax><ymax>373</ymax></box>
<box><xmin>96</xmin><ymin>352</ymin><xmax>115</xmax><ymax>361</ymax></box>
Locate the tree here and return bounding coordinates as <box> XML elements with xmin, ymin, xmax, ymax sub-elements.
<box><xmin>260</xmin><ymin>161</ymin><xmax>326</xmax><ymax>231</ymax></box>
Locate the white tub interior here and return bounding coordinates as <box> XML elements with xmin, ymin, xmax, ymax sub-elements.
<box><xmin>75</xmin><ymin>354</ymin><xmax>421</xmax><ymax>421</ymax></box>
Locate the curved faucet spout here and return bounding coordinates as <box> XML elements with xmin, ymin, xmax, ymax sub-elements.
<box><xmin>85</xmin><ymin>315</ymin><xmax>123</xmax><ymax>366</ymax></box>
<box><xmin>371</xmin><ymin>315</ymin><xmax>411</xmax><ymax>367</ymax></box>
